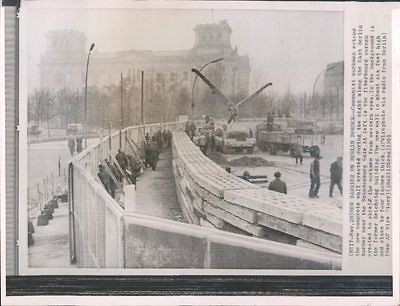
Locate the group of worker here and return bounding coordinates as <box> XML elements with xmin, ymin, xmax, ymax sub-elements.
<box><xmin>67</xmin><ymin>136</ymin><xmax>83</xmax><ymax>156</ymax></box>
<box><xmin>185</xmin><ymin>120</ymin><xmax>218</xmax><ymax>156</ymax></box>
<box><xmin>265</xmin><ymin>155</ymin><xmax>343</xmax><ymax>199</ymax></box>
<box><xmin>97</xmin><ymin>149</ymin><xmax>142</xmax><ymax>198</ymax></box>
<box><xmin>144</xmin><ymin>129</ymin><xmax>172</xmax><ymax>170</ymax></box>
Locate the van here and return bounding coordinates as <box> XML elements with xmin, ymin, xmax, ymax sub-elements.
<box><xmin>66</xmin><ymin>123</ymin><xmax>84</xmax><ymax>135</ymax></box>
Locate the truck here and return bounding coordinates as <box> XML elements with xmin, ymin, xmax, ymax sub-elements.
<box><xmin>255</xmin><ymin>120</ymin><xmax>321</xmax><ymax>157</ymax></box>
<box><xmin>215</xmin><ymin>128</ymin><xmax>256</xmax><ymax>154</ymax></box>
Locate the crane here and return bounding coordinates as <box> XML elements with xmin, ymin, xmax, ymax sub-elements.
<box><xmin>191</xmin><ymin>68</ymin><xmax>272</xmax><ymax>124</ymax></box>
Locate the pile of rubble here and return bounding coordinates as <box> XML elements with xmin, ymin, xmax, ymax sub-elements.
<box><xmin>228</xmin><ymin>156</ymin><xmax>275</xmax><ymax>167</ymax></box>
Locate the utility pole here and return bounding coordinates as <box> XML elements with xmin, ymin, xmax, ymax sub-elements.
<box><xmin>120</xmin><ymin>72</ymin><xmax>124</xmax><ymax>129</ymax></box>
<box><xmin>84</xmin><ymin>43</ymin><xmax>95</xmax><ymax>148</ymax></box>
<box><xmin>141</xmin><ymin>70</ymin><xmax>144</xmax><ymax>135</ymax></box>
<box><xmin>304</xmin><ymin>92</ymin><xmax>307</xmax><ymax>119</ymax></box>
<box><xmin>336</xmin><ymin>85</ymin><xmax>340</xmax><ymax>119</ymax></box>
<box><xmin>119</xmin><ymin>72</ymin><xmax>123</xmax><ymax>149</ymax></box>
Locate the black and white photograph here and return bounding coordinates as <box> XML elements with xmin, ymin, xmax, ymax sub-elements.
<box><xmin>21</xmin><ymin>3</ymin><xmax>345</xmax><ymax>271</ymax></box>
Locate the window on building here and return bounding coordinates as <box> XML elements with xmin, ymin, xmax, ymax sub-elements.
<box><xmin>170</xmin><ymin>73</ymin><xmax>177</xmax><ymax>81</ymax></box>
<box><xmin>156</xmin><ymin>73</ymin><xmax>164</xmax><ymax>82</ymax></box>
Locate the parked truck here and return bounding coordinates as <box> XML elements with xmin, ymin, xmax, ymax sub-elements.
<box><xmin>215</xmin><ymin>128</ymin><xmax>256</xmax><ymax>154</ymax></box>
<box><xmin>255</xmin><ymin>120</ymin><xmax>321</xmax><ymax>157</ymax></box>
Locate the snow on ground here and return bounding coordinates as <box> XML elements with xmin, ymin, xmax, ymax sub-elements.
<box><xmin>28</xmin><ymin>199</ymin><xmax>76</xmax><ymax>268</ymax></box>
<box><xmin>27</xmin><ymin>138</ymin><xmax>97</xmax><ymax>268</ymax></box>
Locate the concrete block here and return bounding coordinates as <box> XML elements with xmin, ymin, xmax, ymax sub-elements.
<box><xmin>224</xmin><ymin>189</ymin><xmax>304</xmax><ymax>224</ymax></box>
<box><xmin>201</xmin><ymin>191</ymin><xmax>257</xmax><ymax>223</ymax></box>
<box><xmin>204</xmin><ymin>210</ymin><xmax>226</xmax><ymax>229</ymax></box>
<box><xmin>195</xmin><ymin>172</ymin><xmax>258</xmax><ymax>198</ymax></box>
<box><xmin>200</xmin><ymin>217</ymin><xmax>217</xmax><ymax>229</ymax></box>
<box><xmin>205</xmin><ymin>203</ymin><xmax>265</xmax><ymax>237</ymax></box>
<box><xmin>302</xmin><ymin>208</ymin><xmax>342</xmax><ymax>236</ymax></box>
<box><xmin>257</xmin><ymin>212</ymin><xmax>342</xmax><ymax>252</ymax></box>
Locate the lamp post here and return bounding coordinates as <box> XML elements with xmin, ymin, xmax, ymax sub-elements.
<box><xmin>84</xmin><ymin>42</ymin><xmax>95</xmax><ymax>148</ymax></box>
<box><xmin>311</xmin><ymin>66</ymin><xmax>334</xmax><ymax>119</ymax></box>
<box><xmin>190</xmin><ymin>57</ymin><xmax>223</xmax><ymax>120</ymax></box>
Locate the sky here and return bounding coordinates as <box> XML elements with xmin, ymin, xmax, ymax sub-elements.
<box><xmin>25</xmin><ymin>5</ymin><xmax>343</xmax><ymax>95</ymax></box>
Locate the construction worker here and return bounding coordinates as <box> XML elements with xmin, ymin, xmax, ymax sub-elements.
<box><xmin>144</xmin><ymin>140</ymin><xmax>151</xmax><ymax>168</ymax></box>
<box><xmin>68</xmin><ymin>136</ymin><xmax>75</xmax><ymax>156</ymax></box>
<box><xmin>145</xmin><ymin>132</ymin><xmax>150</xmax><ymax>144</ymax></box>
<box><xmin>116</xmin><ymin>149</ymin><xmax>128</xmax><ymax>172</ymax></box>
<box><xmin>127</xmin><ymin>154</ymin><xmax>141</xmax><ymax>184</ymax></box>
<box><xmin>268</xmin><ymin>171</ymin><xmax>287</xmax><ymax>194</ymax></box>
<box><xmin>210</xmin><ymin>132</ymin><xmax>216</xmax><ymax>152</ymax></box>
<box><xmin>293</xmin><ymin>140</ymin><xmax>303</xmax><ymax>165</ymax></box>
<box><xmin>329</xmin><ymin>156</ymin><xmax>343</xmax><ymax>197</ymax></box>
<box><xmin>149</xmin><ymin>136</ymin><xmax>160</xmax><ymax>170</ymax></box>
<box><xmin>198</xmin><ymin>132</ymin><xmax>207</xmax><ymax>155</ymax></box>
<box><xmin>98</xmin><ymin>163</ymin><xmax>114</xmax><ymax>198</ymax></box>
<box><xmin>156</xmin><ymin>130</ymin><xmax>163</xmax><ymax>151</ymax></box>
<box><xmin>309</xmin><ymin>155</ymin><xmax>322</xmax><ymax>198</ymax></box>
<box><xmin>76</xmin><ymin>136</ymin><xmax>83</xmax><ymax>153</ymax></box>
<box><xmin>189</xmin><ymin>121</ymin><xmax>196</xmax><ymax>140</ymax></box>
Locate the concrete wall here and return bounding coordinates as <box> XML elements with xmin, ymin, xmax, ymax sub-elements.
<box><xmin>70</xmin><ymin>122</ymin><xmax>183</xmax><ymax>268</ymax></box>
<box><xmin>171</xmin><ymin>132</ymin><xmax>343</xmax><ymax>254</ymax></box>
<box><xmin>123</xmin><ymin>213</ymin><xmax>341</xmax><ymax>269</ymax></box>
<box><xmin>70</xmin><ymin>123</ymin><xmax>341</xmax><ymax>269</ymax></box>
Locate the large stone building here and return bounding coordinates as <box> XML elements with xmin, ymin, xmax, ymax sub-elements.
<box><xmin>323</xmin><ymin>61</ymin><xmax>344</xmax><ymax>119</ymax></box>
<box><xmin>40</xmin><ymin>20</ymin><xmax>250</xmax><ymax>121</ymax></box>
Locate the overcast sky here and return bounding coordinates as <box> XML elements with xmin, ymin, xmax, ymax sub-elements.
<box><xmin>26</xmin><ymin>6</ymin><xmax>343</xmax><ymax>95</ymax></box>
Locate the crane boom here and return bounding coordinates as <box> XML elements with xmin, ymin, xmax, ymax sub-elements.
<box><xmin>191</xmin><ymin>68</ymin><xmax>236</xmax><ymax>110</ymax></box>
<box><xmin>191</xmin><ymin>68</ymin><xmax>272</xmax><ymax>124</ymax></box>
<box><xmin>235</xmin><ymin>82</ymin><xmax>273</xmax><ymax>108</ymax></box>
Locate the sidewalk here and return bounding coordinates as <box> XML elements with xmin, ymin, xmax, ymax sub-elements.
<box><xmin>133</xmin><ymin>148</ymin><xmax>186</xmax><ymax>223</ymax></box>
<box><xmin>28</xmin><ymin>199</ymin><xmax>76</xmax><ymax>268</ymax></box>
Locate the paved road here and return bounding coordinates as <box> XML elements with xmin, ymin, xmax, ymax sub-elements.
<box><xmin>215</xmin><ymin>134</ymin><xmax>344</xmax><ymax>208</ymax></box>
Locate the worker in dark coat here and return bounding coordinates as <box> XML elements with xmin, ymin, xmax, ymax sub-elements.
<box><xmin>329</xmin><ymin>156</ymin><xmax>343</xmax><ymax>197</ymax></box>
<box><xmin>268</xmin><ymin>171</ymin><xmax>287</xmax><ymax>194</ymax></box>
<box><xmin>210</xmin><ymin>132</ymin><xmax>216</xmax><ymax>152</ymax></box>
<box><xmin>309</xmin><ymin>155</ymin><xmax>322</xmax><ymax>198</ymax></box>
<box><xmin>68</xmin><ymin>136</ymin><xmax>75</xmax><ymax>156</ymax></box>
<box><xmin>166</xmin><ymin>130</ymin><xmax>172</xmax><ymax>148</ymax></box>
<box><xmin>98</xmin><ymin>163</ymin><xmax>114</xmax><ymax>198</ymax></box>
<box><xmin>156</xmin><ymin>130</ymin><xmax>164</xmax><ymax>151</ymax></box>
<box><xmin>189</xmin><ymin>121</ymin><xmax>196</xmax><ymax>140</ymax></box>
<box><xmin>76</xmin><ymin>136</ymin><xmax>83</xmax><ymax>153</ymax></box>
<box><xmin>149</xmin><ymin>136</ymin><xmax>160</xmax><ymax>170</ymax></box>
<box><xmin>116</xmin><ymin>149</ymin><xmax>128</xmax><ymax>172</ymax></box>
<box><xmin>145</xmin><ymin>132</ymin><xmax>150</xmax><ymax>144</ymax></box>
<box><xmin>293</xmin><ymin>141</ymin><xmax>303</xmax><ymax>165</ymax></box>
<box><xmin>144</xmin><ymin>140</ymin><xmax>151</xmax><ymax>168</ymax></box>
<box><xmin>127</xmin><ymin>154</ymin><xmax>141</xmax><ymax>184</ymax></box>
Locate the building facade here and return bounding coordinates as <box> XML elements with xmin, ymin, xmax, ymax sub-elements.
<box><xmin>323</xmin><ymin>61</ymin><xmax>344</xmax><ymax>119</ymax></box>
<box><xmin>39</xmin><ymin>21</ymin><xmax>250</xmax><ymax>121</ymax></box>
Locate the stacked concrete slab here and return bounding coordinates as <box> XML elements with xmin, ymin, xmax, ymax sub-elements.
<box><xmin>172</xmin><ymin>132</ymin><xmax>342</xmax><ymax>253</ymax></box>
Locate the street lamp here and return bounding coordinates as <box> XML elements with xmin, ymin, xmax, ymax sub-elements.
<box><xmin>190</xmin><ymin>57</ymin><xmax>223</xmax><ymax>120</ymax></box>
<box><xmin>84</xmin><ymin>42</ymin><xmax>95</xmax><ymax>148</ymax></box>
<box><xmin>311</xmin><ymin>66</ymin><xmax>334</xmax><ymax>119</ymax></box>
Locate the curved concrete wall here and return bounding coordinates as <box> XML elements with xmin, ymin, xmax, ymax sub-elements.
<box><xmin>171</xmin><ymin>132</ymin><xmax>343</xmax><ymax>253</ymax></box>
<box><xmin>70</xmin><ymin>123</ymin><xmax>341</xmax><ymax>269</ymax></box>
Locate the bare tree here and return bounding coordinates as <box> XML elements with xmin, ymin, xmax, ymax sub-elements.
<box><xmin>28</xmin><ymin>88</ymin><xmax>55</xmax><ymax>135</ymax></box>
